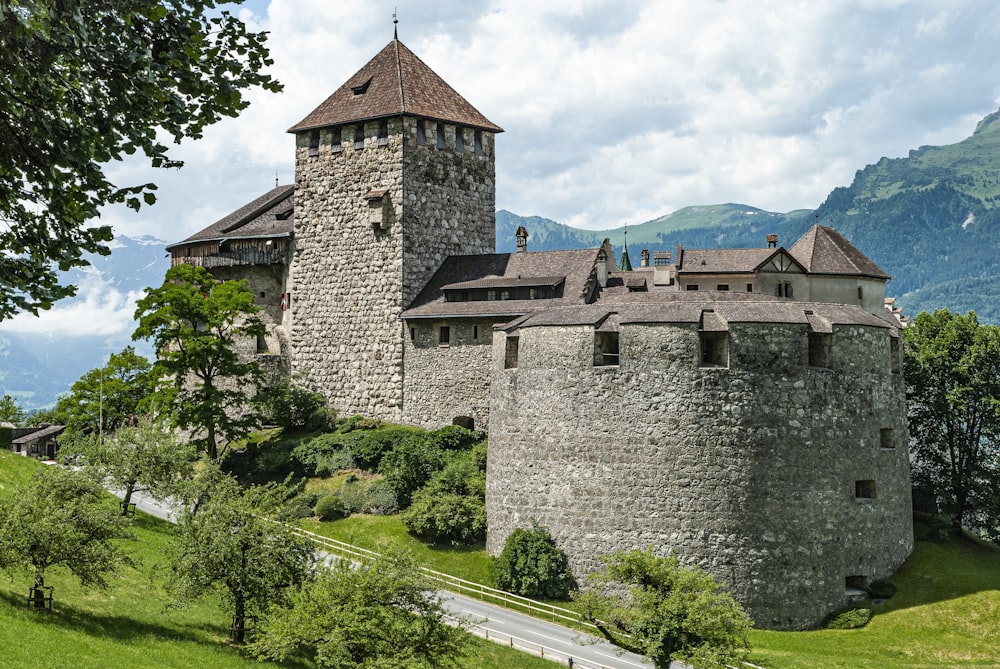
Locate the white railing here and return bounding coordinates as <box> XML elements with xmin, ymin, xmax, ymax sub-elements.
<box><xmin>286</xmin><ymin>524</ymin><xmax>601</xmax><ymax>633</ymax></box>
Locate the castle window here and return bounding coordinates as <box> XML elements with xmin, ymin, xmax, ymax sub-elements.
<box><xmin>499</xmin><ymin>290</ymin><xmax>509</xmax><ymax>300</ymax></box>
<box><xmin>455</xmin><ymin>126</ymin><xmax>465</xmax><ymax>151</ymax></box>
<box><xmin>699</xmin><ymin>331</ymin><xmax>728</xmax><ymax>368</ymax></box>
<box><xmin>880</xmin><ymin>428</ymin><xmax>895</xmax><ymax>450</ymax></box>
<box><xmin>473</xmin><ymin>325</ymin><xmax>479</xmax><ymax>340</ymax></box>
<box><xmin>351</xmin><ymin>77</ymin><xmax>372</xmax><ymax>95</ymax></box>
<box><xmin>410</xmin><ymin>327</ymin><xmax>416</xmax><ymax>341</ymax></box>
<box><xmin>438</xmin><ymin>325</ymin><xmax>450</xmax><ymax>346</ymax></box>
<box><xmin>808</xmin><ymin>332</ymin><xmax>832</xmax><ymax>368</ymax></box>
<box><xmin>436</xmin><ymin>123</ymin><xmax>446</xmax><ymax>149</ymax></box>
<box><xmin>594</xmin><ymin>331</ymin><xmax>620</xmax><ymax>367</ymax></box>
<box><xmin>504</xmin><ymin>336</ymin><xmax>519</xmax><ymax>369</ymax></box>
<box><xmin>746</xmin><ymin>283</ymin><xmax>753</xmax><ymax>292</ymax></box>
<box><xmin>331</xmin><ymin>126</ymin><xmax>342</xmax><ymax>153</ymax></box>
<box><xmin>416</xmin><ymin>120</ymin><xmax>427</xmax><ymax>145</ymax></box>
<box><xmin>845</xmin><ymin>575</ymin><xmax>868</xmax><ymax>591</ymax></box>
<box><xmin>716</xmin><ymin>284</ymin><xmax>729</xmax><ymax>291</ymax></box>
<box><xmin>686</xmin><ymin>284</ymin><xmax>699</xmax><ymax>291</ymax></box>
<box><xmin>474</xmin><ymin>130</ymin><xmax>483</xmax><ymax>154</ymax></box>
<box><xmin>858</xmin><ymin>285</ymin><xmax>864</xmax><ymax>300</ymax></box>
<box><xmin>256</xmin><ymin>332</ymin><xmax>267</xmax><ymax>354</ymax></box>
<box><xmin>378</xmin><ymin>120</ymin><xmax>389</xmax><ymax>146</ymax></box>
<box><xmin>354</xmin><ymin>123</ymin><xmax>365</xmax><ymax>149</ymax></box>
<box><xmin>890</xmin><ymin>337</ymin><xmax>901</xmax><ymax>374</ymax></box>
<box><xmin>308</xmin><ymin>130</ymin><xmax>319</xmax><ymax>157</ymax></box>
<box><xmin>487</xmin><ymin>289</ymin><xmax>496</xmax><ymax>301</ymax></box>
<box><xmin>777</xmin><ymin>281</ymin><xmax>793</xmax><ymax>298</ymax></box>
<box><xmin>855</xmin><ymin>480</ymin><xmax>877</xmax><ymax>499</ymax></box>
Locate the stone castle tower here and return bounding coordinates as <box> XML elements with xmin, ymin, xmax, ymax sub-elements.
<box><xmin>285</xmin><ymin>38</ymin><xmax>502</xmax><ymax>420</ymax></box>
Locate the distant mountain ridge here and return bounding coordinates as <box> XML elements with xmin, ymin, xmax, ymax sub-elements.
<box><xmin>5</xmin><ymin>107</ymin><xmax>1000</xmax><ymax>410</ymax></box>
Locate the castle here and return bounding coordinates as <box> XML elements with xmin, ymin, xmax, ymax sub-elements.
<box><xmin>167</xmin><ymin>37</ymin><xmax>913</xmax><ymax>629</ymax></box>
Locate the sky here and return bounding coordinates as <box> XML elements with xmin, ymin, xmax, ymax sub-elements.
<box><xmin>4</xmin><ymin>0</ymin><xmax>1000</xmax><ymax>339</ymax></box>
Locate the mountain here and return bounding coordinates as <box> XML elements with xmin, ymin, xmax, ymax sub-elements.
<box><xmin>0</xmin><ymin>235</ymin><xmax>168</xmax><ymax>412</ymax></box>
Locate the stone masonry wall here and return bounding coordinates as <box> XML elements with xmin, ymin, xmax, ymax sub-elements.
<box><xmin>402</xmin><ymin>318</ymin><xmax>495</xmax><ymax>430</ymax></box>
<box><xmin>487</xmin><ymin>321</ymin><xmax>912</xmax><ymax>630</ymax></box>
<box><xmin>288</xmin><ymin>118</ymin><xmax>495</xmax><ymax>422</ymax></box>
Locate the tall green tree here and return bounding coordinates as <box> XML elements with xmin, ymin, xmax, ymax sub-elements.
<box><xmin>0</xmin><ymin>394</ymin><xmax>26</xmax><ymax>424</ymax></box>
<box><xmin>904</xmin><ymin>309</ymin><xmax>1000</xmax><ymax>537</ymax></box>
<box><xmin>0</xmin><ymin>1</ymin><xmax>279</xmax><ymax>319</ymax></box>
<box><xmin>0</xmin><ymin>467</ymin><xmax>133</xmax><ymax>606</ymax></box>
<box><xmin>251</xmin><ymin>552</ymin><xmax>468</xmax><ymax>668</ymax></box>
<box><xmin>53</xmin><ymin>346</ymin><xmax>153</xmax><ymax>435</ymax></box>
<box><xmin>67</xmin><ymin>417</ymin><xmax>193</xmax><ymax>515</ymax></box>
<box><xmin>167</xmin><ymin>476</ymin><xmax>314</xmax><ymax>644</ymax></box>
<box><xmin>577</xmin><ymin>548</ymin><xmax>752</xmax><ymax>669</ymax></box>
<box><xmin>134</xmin><ymin>264</ymin><xmax>264</xmax><ymax>460</ymax></box>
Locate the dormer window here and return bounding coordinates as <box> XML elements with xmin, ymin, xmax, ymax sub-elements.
<box><xmin>352</xmin><ymin>77</ymin><xmax>372</xmax><ymax>95</ymax></box>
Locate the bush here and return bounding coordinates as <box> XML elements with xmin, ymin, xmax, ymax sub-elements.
<box><xmin>825</xmin><ymin>604</ymin><xmax>873</xmax><ymax>629</ymax></box>
<box><xmin>867</xmin><ymin>578</ymin><xmax>897</xmax><ymax>599</ymax></box>
<box><xmin>314</xmin><ymin>494</ymin><xmax>348</xmax><ymax>521</ymax></box>
<box><xmin>258</xmin><ymin>378</ymin><xmax>333</xmax><ymax>430</ymax></box>
<box><xmin>378</xmin><ymin>438</ymin><xmax>446</xmax><ymax>507</ymax></box>
<box><xmin>314</xmin><ymin>449</ymin><xmax>355</xmax><ymax>478</ymax></box>
<box><xmin>337</xmin><ymin>480</ymin><xmax>398</xmax><ymax>515</ymax></box>
<box><xmin>344</xmin><ymin>426</ymin><xmax>425</xmax><ymax>472</ymax></box>
<box><xmin>492</xmin><ymin>523</ymin><xmax>575</xmax><ymax>599</ymax></box>
<box><xmin>402</xmin><ymin>490</ymin><xmax>486</xmax><ymax>545</ymax></box>
<box><xmin>426</xmin><ymin>425</ymin><xmax>485</xmax><ymax>452</ymax></box>
<box><xmin>278</xmin><ymin>492</ymin><xmax>319</xmax><ymax>522</ymax></box>
<box><xmin>338</xmin><ymin>415</ymin><xmax>383</xmax><ymax>433</ymax></box>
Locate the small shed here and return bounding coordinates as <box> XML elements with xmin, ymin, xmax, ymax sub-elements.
<box><xmin>11</xmin><ymin>425</ymin><xmax>65</xmax><ymax>460</ymax></box>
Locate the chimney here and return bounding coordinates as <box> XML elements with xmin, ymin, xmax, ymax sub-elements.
<box><xmin>515</xmin><ymin>226</ymin><xmax>529</xmax><ymax>253</ymax></box>
<box><xmin>596</xmin><ymin>240</ymin><xmax>611</xmax><ymax>287</ymax></box>
<box><xmin>674</xmin><ymin>243</ymin><xmax>683</xmax><ymax>269</ymax></box>
<box><xmin>640</xmin><ymin>249</ymin><xmax>650</xmax><ymax>268</ymax></box>
<box><xmin>766</xmin><ymin>234</ymin><xmax>778</xmax><ymax>248</ymax></box>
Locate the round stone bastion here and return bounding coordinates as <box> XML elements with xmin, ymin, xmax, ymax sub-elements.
<box><xmin>486</xmin><ymin>301</ymin><xmax>913</xmax><ymax>630</ymax></box>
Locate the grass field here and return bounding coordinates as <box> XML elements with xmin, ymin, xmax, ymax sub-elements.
<box><xmin>0</xmin><ymin>452</ymin><xmax>560</xmax><ymax>669</ymax></box>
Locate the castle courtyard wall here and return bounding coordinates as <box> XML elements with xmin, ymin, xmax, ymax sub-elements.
<box><xmin>487</xmin><ymin>321</ymin><xmax>912</xmax><ymax>629</ymax></box>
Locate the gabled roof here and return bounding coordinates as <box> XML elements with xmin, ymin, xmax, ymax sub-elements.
<box><xmin>166</xmin><ymin>185</ymin><xmax>294</xmax><ymax>251</ymax></box>
<box><xmin>288</xmin><ymin>39</ymin><xmax>502</xmax><ymax>134</ymax></box>
<box><xmin>401</xmin><ymin>248</ymin><xmax>601</xmax><ymax>319</ymax></box>
<box><xmin>789</xmin><ymin>225</ymin><xmax>889</xmax><ymax>280</ymax></box>
<box><xmin>12</xmin><ymin>424</ymin><xmax>65</xmax><ymax>444</ymax></box>
<box><xmin>677</xmin><ymin>247</ymin><xmax>805</xmax><ymax>274</ymax></box>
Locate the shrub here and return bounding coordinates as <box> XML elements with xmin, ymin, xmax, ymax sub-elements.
<box><xmin>825</xmin><ymin>605</ymin><xmax>873</xmax><ymax>629</ymax></box>
<box><xmin>378</xmin><ymin>438</ymin><xmax>446</xmax><ymax>507</ymax></box>
<box><xmin>258</xmin><ymin>378</ymin><xmax>333</xmax><ymax>430</ymax></box>
<box><xmin>426</xmin><ymin>425</ymin><xmax>485</xmax><ymax>452</ymax></box>
<box><xmin>314</xmin><ymin>494</ymin><xmax>348</xmax><ymax>521</ymax></box>
<box><xmin>492</xmin><ymin>522</ymin><xmax>575</xmax><ymax>599</ymax></box>
<box><xmin>278</xmin><ymin>492</ymin><xmax>319</xmax><ymax>522</ymax></box>
<box><xmin>314</xmin><ymin>449</ymin><xmax>355</xmax><ymax>478</ymax></box>
<box><xmin>402</xmin><ymin>490</ymin><xmax>486</xmax><ymax>545</ymax></box>
<box><xmin>337</xmin><ymin>480</ymin><xmax>398</xmax><ymax>515</ymax></box>
<box><xmin>344</xmin><ymin>426</ymin><xmax>425</xmax><ymax>472</ymax></box>
<box><xmin>867</xmin><ymin>578</ymin><xmax>897</xmax><ymax>599</ymax></box>
<box><xmin>338</xmin><ymin>415</ymin><xmax>383</xmax><ymax>433</ymax></box>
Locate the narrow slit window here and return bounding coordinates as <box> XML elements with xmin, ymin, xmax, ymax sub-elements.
<box><xmin>474</xmin><ymin>130</ymin><xmax>483</xmax><ymax>154</ymax></box>
<box><xmin>331</xmin><ymin>126</ymin><xmax>342</xmax><ymax>153</ymax></box>
<box><xmin>256</xmin><ymin>332</ymin><xmax>267</xmax><ymax>354</ymax></box>
<box><xmin>416</xmin><ymin>120</ymin><xmax>427</xmax><ymax>145</ymax></box>
<box><xmin>890</xmin><ymin>337</ymin><xmax>901</xmax><ymax>374</ymax></box>
<box><xmin>438</xmin><ymin>325</ymin><xmax>450</xmax><ymax>345</ymax></box>
<box><xmin>354</xmin><ymin>123</ymin><xmax>365</xmax><ymax>149</ymax></box>
<box><xmin>594</xmin><ymin>331</ymin><xmax>620</xmax><ymax>367</ymax></box>
<box><xmin>409</xmin><ymin>327</ymin><xmax>416</xmax><ymax>341</ymax></box>
<box><xmin>436</xmin><ymin>123</ymin><xmax>446</xmax><ymax>149</ymax></box>
<box><xmin>455</xmin><ymin>126</ymin><xmax>465</xmax><ymax>151</ymax></box>
<box><xmin>473</xmin><ymin>325</ymin><xmax>479</xmax><ymax>340</ymax></box>
<box><xmin>378</xmin><ymin>120</ymin><xmax>389</xmax><ymax>146</ymax></box>
<box><xmin>308</xmin><ymin>130</ymin><xmax>319</xmax><ymax>157</ymax></box>
<box><xmin>504</xmin><ymin>336</ymin><xmax>519</xmax><ymax>369</ymax></box>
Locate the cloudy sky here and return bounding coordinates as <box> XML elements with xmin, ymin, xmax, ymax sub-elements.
<box><xmin>4</xmin><ymin>0</ymin><xmax>1000</xmax><ymax>339</ymax></box>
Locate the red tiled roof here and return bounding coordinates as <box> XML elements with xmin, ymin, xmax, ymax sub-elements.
<box><xmin>288</xmin><ymin>39</ymin><xmax>502</xmax><ymax>134</ymax></box>
<box><xmin>789</xmin><ymin>225</ymin><xmax>889</xmax><ymax>280</ymax></box>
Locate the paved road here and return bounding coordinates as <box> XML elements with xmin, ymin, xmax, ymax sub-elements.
<box><xmin>117</xmin><ymin>490</ymin><xmax>663</xmax><ymax>669</ymax></box>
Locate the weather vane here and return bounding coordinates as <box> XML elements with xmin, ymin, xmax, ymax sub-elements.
<box><xmin>393</xmin><ymin>8</ymin><xmax>398</xmax><ymax>39</ymax></box>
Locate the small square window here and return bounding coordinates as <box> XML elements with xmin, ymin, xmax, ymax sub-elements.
<box><xmin>880</xmin><ymin>428</ymin><xmax>894</xmax><ymax>450</ymax></box>
<box><xmin>845</xmin><ymin>575</ymin><xmax>868</xmax><ymax>591</ymax></box>
<box><xmin>808</xmin><ymin>332</ymin><xmax>832</xmax><ymax>368</ymax></box>
<box><xmin>594</xmin><ymin>331</ymin><xmax>620</xmax><ymax>367</ymax></box>
<box><xmin>855</xmin><ymin>480</ymin><xmax>877</xmax><ymax>499</ymax></box>
<box><xmin>746</xmin><ymin>283</ymin><xmax>753</xmax><ymax>292</ymax></box>
<box><xmin>699</xmin><ymin>331</ymin><xmax>728</xmax><ymax>367</ymax></box>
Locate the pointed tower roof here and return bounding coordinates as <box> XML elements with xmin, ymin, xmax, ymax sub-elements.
<box><xmin>618</xmin><ymin>227</ymin><xmax>633</xmax><ymax>272</ymax></box>
<box><xmin>288</xmin><ymin>39</ymin><xmax>502</xmax><ymax>134</ymax></box>
<box><xmin>788</xmin><ymin>225</ymin><xmax>889</xmax><ymax>280</ymax></box>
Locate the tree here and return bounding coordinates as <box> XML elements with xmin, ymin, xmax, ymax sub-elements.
<box><xmin>134</xmin><ymin>264</ymin><xmax>265</xmax><ymax>460</ymax></box>
<box><xmin>52</xmin><ymin>346</ymin><xmax>153</xmax><ymax>435</ymax></box>
<box><xmin>577</xmin><ymin>548</ymin><xmax>752</xmax><ymax>669</ymax></box>
<box><xmin>167</xmin><ymin>476</ymin><xmax>314</xmax><ymax>644</ymax></box>
<box><xmin>903</xmin><ymin>309</ymin><xmax>1000</xmax><ymax>536</ymax></box>
<box><xmin>491</xmin><ymin>522</ymin><xmax>575</xmax><ymax>599</ymax></box>
<box><xmin>0</xmin><ymin>394</ymin><xmax>26</xmax><ymax>424</ymax></box>
<box><xmin>0</xmin><ymin>467</ymin><xmax>133</xmax><ymax>606</ymax></box>
<box><xmin>402</xmin><ymin>452</ymin><xmax>486</xmax><ymax>545</ymax></box>
<box><xmin>0</xmin><ymin>1</ymin><xmax>279</xmax><ymax>319</ymax></box>
<box><xmin>250</xmin><ymin>552</ymin><xmax>468</xmax><ymax>668</ymax></box>
<box><xmin>67</xmin><ymin>416</ymin><xmax>193</xmax><ymax>515</ymax></box>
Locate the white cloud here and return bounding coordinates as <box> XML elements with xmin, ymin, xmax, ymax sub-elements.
<box><xmin>92</xmin><ymin>0</ymin><xmax>999</xmax><ymax>239</ymax></box>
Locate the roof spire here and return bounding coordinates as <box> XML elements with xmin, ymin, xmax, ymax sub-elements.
<box><xmin>618</xmin><ymin>224</ymin><xmax>633</xmax><ymax>272</ymax></box>
<box><xmin>275</xmin><ymin>171</ymin><xmax>279</xmax><ymax>188</ymax></box>
<box><xmin>393</xmin><ymin>7</ymin><xmax>398</xmax><ymax>40</ymax></box>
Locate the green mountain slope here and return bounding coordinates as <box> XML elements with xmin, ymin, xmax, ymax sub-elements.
<box><xmin>498</xmin><ymin>108</ymin><xmax>1000</xmax><ymax>322</ymax></box>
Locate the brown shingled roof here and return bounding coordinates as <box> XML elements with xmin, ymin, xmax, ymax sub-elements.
<box><xmin>165</xmin><ymin>185</ymin><xmax>294</xmax><ymax>250</ymax></box>
<box><xmin>677</xmin><ymin>247</ymin><xmax>804</xmax><ymax>274</ymax></box>
<box><xmin>288</xmin><ymin>39</ymin><xmax>502</xmax><ymax>134</ymax></box>
<box><xmin>789</xmin><ymin>225</ymin><xmax>889</xmax><ymax>280</ymax></box>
